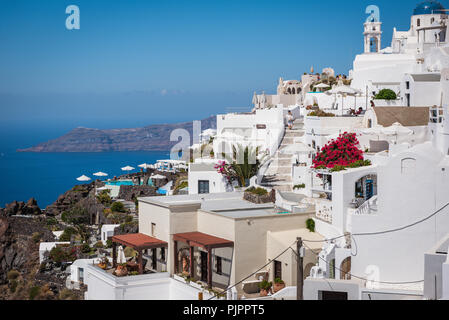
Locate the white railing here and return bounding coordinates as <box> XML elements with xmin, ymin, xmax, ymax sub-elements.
<box><xmin>315</xmin><ymin>199</ymin><xmax>333</xmax><ymax>223</ymax></box>
<box><xmin>350</xmin><ymin>196</ymin><xmax>378</xmax><ymax>216</ymax></box>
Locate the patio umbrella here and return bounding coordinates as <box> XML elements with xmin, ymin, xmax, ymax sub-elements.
<box><xmin>117</xmin><ymin>246</ymin><xmax>126</xmax><ymax>264</ymax></box>
<box><xmin>138</xmin><ymin>163</ymin><xmax>152</xmax><ymax>169</ymax></box>
<box><xmin>381</xmin><ymin>122</ymin><xmax>413</xmax><ymax>136</ymax></box>
<box><xmin>93</xmin><ymin>172</ymin><xmax>108</xmax><ymax>177</ymax></box>
<box><xmin>76</xmin><ymin>175</ymin><xmax>91</xmax><ymax>182</ymax></box>
<box><xmin>314</xmin><ymin>83</ymin><xmax>330</xmax><ymax>92</ymax></box>
<box><xmin>121</xmin><ymin>166</ymin><xmax>135</xmax><ymax>172</ymax></box>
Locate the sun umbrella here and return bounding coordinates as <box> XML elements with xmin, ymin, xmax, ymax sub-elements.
<box><xmin>138</xmin><ymin>163</ymin><xmax>152</xmax><ymax>169</ymax></box>
<box><xmin>121</xmin><ymin>166</ymin><xmax>135</xmax><ymax>172</ymax></box>
<box><xmin>381</xmin><ymin>122</ymin><xmax>413</xmax><ymax>136</ymax></box>
<box><xmin>117</xmin><ymin>246</ymin><xmax>126</xmax><ymax>264</ymax></box>
<box><xmin>93</xmin><ymin>172</ymin><xmax>108</xmax><ymax>177</ymax></box>
<box><xmin>76</xmin><ymin>175</ymin><xmax>91</xmax><ymax>182</ymax></box>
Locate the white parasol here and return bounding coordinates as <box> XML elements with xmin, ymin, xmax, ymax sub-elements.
<box><xmin>76</xmin><ymin>175</ymin><xmax>91</xmax><ymax>182</ymax></box>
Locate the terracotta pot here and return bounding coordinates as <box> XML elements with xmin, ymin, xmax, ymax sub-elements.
<box><xmin>115</xmin><ymin>266</ymin><xmax>128</xmax><ymax>277</ymax></box>
<box><xmin>273</xmin><ymin>282</ymin><xmax>286</xmax><ymax>293</ymax></box>
<box><xmin>260</xmin><ymin>289</ymin><xmax>269</xmax><ymax>297</ymax></box>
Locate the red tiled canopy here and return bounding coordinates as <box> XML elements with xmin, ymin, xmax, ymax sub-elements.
<box><xmin>173</xmin><ymin>232</ymin><xmax>234</xmax><ymax>249</ymax></box>
<box><xmin>111</xmin><ymin>233</ymin><xmax>167</xmax><ymax>250</ymax></box>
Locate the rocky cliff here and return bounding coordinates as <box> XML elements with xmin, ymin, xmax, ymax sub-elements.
<box><xmin>18</xmin><ymin>116</ymin><xmax>216</xmax><ymax>152</ymax></box>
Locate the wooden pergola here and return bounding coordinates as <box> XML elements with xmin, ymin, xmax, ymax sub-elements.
<box><xmin>111</xmin><ymin>233</ymin><xmax>167</xmax><ymax>274</ymax></box>
<box><xmin>173</xmin><ymin>232</ymin><xmax>234</xmax><ymax>288</ymax></box>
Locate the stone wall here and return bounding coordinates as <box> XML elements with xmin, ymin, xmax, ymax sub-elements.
<box><xmin>117</xmin><ymin>185</ymin><xmax>158</xmax><ymax>202</ymax></box>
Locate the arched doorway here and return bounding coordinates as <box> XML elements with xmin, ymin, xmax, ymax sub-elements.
<box><xmin>304</xmin><ymin>263</ymin><xmax>315</xmax><ymax>280</ymax></box>
<box><xmin>340</xmin><ymin>257</ymin><xmax>351</xmax><ymax>280</ymax></box>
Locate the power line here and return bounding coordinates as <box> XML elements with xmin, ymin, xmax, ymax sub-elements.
<box><xmin>300</xmin><ymin>242</ymin><xmax>424</xmax><ymax>285</ymax></box>
<box><xmin>207</xmin><ymin>240</ymin><xmax>297</xmax><ymax>300</ymax></box>
<box><xmin>206</xmin><ymin>201</ymin><xmax>448</xmax><ymax>299</ymax></box>
<box><xmin>301</xmin><ymin>201</ymin><xmax>449</xmax><ymax>243</ymax></box>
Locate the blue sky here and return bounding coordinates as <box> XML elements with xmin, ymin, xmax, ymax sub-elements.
<box><xmin>1</xmin><ymin>0</ymin><xmax>448</xmax><ymax>130</ymax></box>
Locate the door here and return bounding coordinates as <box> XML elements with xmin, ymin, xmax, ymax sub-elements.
<box><xmin>200</xmin><ymin>251</ymin><xmax>208</xmax><ymax>282</ymax></box>
<box><xmin>79</xmin><ymin>267</ymin><xmax>84</xmax><ymax>283</ymax></box>
<box><xmin>198</xmin><ymin>180</ymin><xmax>210</xmax><ymax>194</ymax></box>
<box><xmin>274</xmin><ymin>260</ymin><xmax>282</xmax><ymax>280</ymax></box>
<box><xmin>152</xmin><ymin>248</ymin><xmax>157</xmax><ymax>270</ymax></box>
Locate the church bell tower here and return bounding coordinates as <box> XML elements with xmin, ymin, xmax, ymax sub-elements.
<box><xmin>364</xmin><ymin>19</ymin><xmax>382</xmax><ymax>53</ymax></box>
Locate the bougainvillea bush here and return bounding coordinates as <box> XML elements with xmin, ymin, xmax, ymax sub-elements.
<box><xmin>312</xmin><ymin>132</ymin><xmax>370</xmax><ymax>171</ymax></box>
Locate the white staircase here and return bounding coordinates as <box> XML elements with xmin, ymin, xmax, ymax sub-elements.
<box><xmin>260</xmin><ymin>120</ymin><xmax>305</xmax><ymax>192</ymax></box>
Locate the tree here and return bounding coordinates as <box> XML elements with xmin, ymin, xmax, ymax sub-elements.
<box><xmin>375</xmin><ymin>89</ymin><xmax>397</xmax><ymax>100</ymax></box>
<box><xmin>216</xmin><ymin>144</ymin><xmax>263</xmax><ymax>187</ymax></box>
<box><xmin>111</xmin><ymin>201</ymin><xmax>126</xmax><ymax>213</ymax></box>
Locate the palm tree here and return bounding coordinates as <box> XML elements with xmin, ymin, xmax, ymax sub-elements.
<box><xmin>222</xmin><ymin>144</ymin><xmax>263</xmax><ymax>187</ymax></box>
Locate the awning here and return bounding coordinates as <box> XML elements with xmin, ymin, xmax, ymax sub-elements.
<box><xmin>173</xmin><ymin>232</ymin><xmax>234</xmax><ymax>249</ymax></box>
<box><xmin>111</xmin><ymin>233</ymin><xmax>167</xmax><ymax>250</ymax></box>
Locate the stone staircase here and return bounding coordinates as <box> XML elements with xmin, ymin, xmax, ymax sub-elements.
<box><xmin>260</xmin><ymin>120</ymin><xmax>305</xmax><ymax>192</ymax></box>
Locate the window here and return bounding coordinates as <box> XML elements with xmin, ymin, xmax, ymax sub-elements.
<box><xmin>401</xmin><ymin>158</ymin><xmax>416</xmax><ymax>175</ymax></box>
<box><xmin>151</xmin><ymin>223</ymin><xmax>156</xmax><ymax>236</ymax></box>
<box><xmin>329</xmin><ymin>259</ymin><xmax>336</xmax><ymax>279</ymax></box>
<box><xmin>274</xmin><ymin>260</ymin><xmax>282</xmax><ymax>280</ymax></box>
<box><xmin>198</xmin><ymin>180</ymin><xmax>210</xmax><ymax>194</ymax></box>
<box><xmin>417</xmin><ymin>19</ymin><xmax>421</xmax><ymax>27</ymax></box>
<box><xmin>216</xmin><ymin>256</ymin><xmax>222</xmax><ymax>275</ymax></box>
<box><xmin>368</xmin><ymin>119</ymin><xmax>372</xmax><ymax>128</ymax></box>
<box><xmin>431</xmin><ymin>18</ymin><xmax>435</xmax><ymax>24</ymax></box>
<box><xmin>406</xmin><ymin>81</ymin><xmax>410</xmax><ymax>90</ymax></box>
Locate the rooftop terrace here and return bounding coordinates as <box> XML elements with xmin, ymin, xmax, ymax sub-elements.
<box><xmin>139</xmin><ymin>192</ymin><xmax>314</xmax><ymax>219</ymax></box>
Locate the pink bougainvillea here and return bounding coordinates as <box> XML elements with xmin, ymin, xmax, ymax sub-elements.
<box><xmin>312</xmin><ymin>132</ymin><xmax>364</xmax><ymax>169</ymax></box>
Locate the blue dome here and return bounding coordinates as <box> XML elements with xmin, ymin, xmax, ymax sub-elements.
<box><xmin>413</xmin><ymin>1</ymin><xmax>445</xmax><ymax>15</ymax></box>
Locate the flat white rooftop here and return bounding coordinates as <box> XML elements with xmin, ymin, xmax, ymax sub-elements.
<box><xmin>139</xmin><ymin>192</ymin><xmax>314</xmax><ymax>219</ymax></box>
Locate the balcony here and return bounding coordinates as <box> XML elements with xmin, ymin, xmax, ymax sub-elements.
<box><xmin>348</xmin><ymin>196</ymin><xmax>378</xmax><ymax>216</ymax></box>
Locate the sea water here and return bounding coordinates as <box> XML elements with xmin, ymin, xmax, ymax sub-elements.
<box><xmin>0</xmin><ymin>123</ymin><xmax>169</xmax><ymax>208</ymax></box>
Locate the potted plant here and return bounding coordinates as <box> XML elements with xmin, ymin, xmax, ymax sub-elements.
<box><xmin>258</xmin><ymin>280</ymin><xmax>272</xmax><ymax>297</ymax></box>
<box><xmin>114</xmin><ymin>264</ymin><xmax>128</xmax><ymax>277</ymax></box>
<box><xmin>98</xmin><ymin>256</ymin><xmax>109</xmax><ymax>270</ymax></box>
<box><xmin>273</xmin><ymin>278</ymin><xmax>286</xmax><ymax>293</ymax></box>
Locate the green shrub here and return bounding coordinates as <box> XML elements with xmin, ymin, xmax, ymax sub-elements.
<box><xmin>59</xmin><ymin>227</ymin><xmax>77</xmax><ymax>242</ymax></box>
<box><xmin>274</xmin><ymin>278</ymin><xmax>285</xmax><ymax>284</ymax></box>
<box><xmin>7</xmin><ymin>270</ymin><xmax>20</xmax><ymax>281</ymax></box>
<box><xmin>124</xmin><ymin>247</ymin><xmax>137</xmax><ymax>258</ymax></box>
<box><xmin>258</xmin><ymin>280</ymin><xmax>272</xmax><ymax>290</ymax></box>
<box><xmin>125</xmin><ymin>215</ymin><xmax>133</xmax><ymax>223</ymax></box>
<box><xmin>111</xmin><ymin>202</ymin><xmax>126</xmax><ymax>213</ymax></box>
<box><xmin>293</xmin><ymin>184</ymin><xmax>306</xmax><ymax>190</ymax></box>
<box><xmin>106</xmin><ymin>239</ymin><xmax>113</xmax><ymax>248</ymax></box>
<box><xmin>61</xmin><ymin>206</ymin><xmax>89</xmax><ymax>225</ymax></box>
<box><xmin>97</xmin><ymin>190</ymin><xmax>112</xmax><ymax>206</ymax></box>
<box><xmin>46</xmin><ymin>217</ymin><xmax>58</xmax><ymax>226</ymax></box>
<box><xmin>94</xmin><ymin>241</ymin><xmax>104</xmax><ymax>248</ymax></box>
<box><xmin>29</xmin><ymin>286</ymin><xmax>41</xmax><ymax>300</ymax></box>
<box><xmin>375</xmin><ymin>89</ymin><xmax>397</xmax><ymax>100</ymax></box>
<box><xmin>246</xmin><ymin>187</ymin><xmax>268</xmax><ymax>196</ymax></box>
<box><xmin>81</xmin><ymin>243</ymin><xmax>91</xmax><ymax>253</ymax></box>
<box><xmin>306</xmin><ymin>218</ymin><xmax>315</xmax><ymax>233</ymax></box>
<box><xmin>59</xmin><ymin>288</ymin><xmax>78</xmax><ymax>300</ymax></box>
<box><xmin>31</xmin><ymin>232</ymin><xmax>41</xmax><ymax>243</ymax></box>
